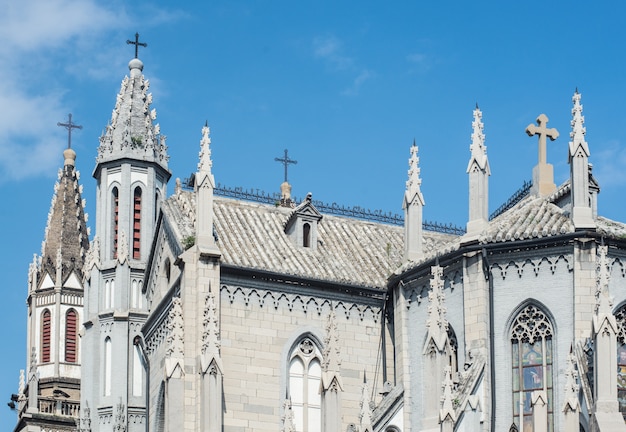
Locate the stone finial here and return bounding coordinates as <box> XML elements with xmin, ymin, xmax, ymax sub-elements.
<box><xmin>468</xmin><ymin>105</ymin><xmax>488</xmax><ymax>170</ymax></box>
<box><xmin>568</xmin><ymin>90</ymin><xmax>594</xmax><ymax>229</ymax></box>
<box><xmin>197</xmin><ymin>123</ymin><xmax>213</xmax><ymax>175</ymax></box>
<box><xmin>526</xmin><ymin>114</ymin><xmax>559</xmax><ymax>196</ymax></box>
<box><xmin>440</xmin><ymin>366</ymin><xmax>457</xmax><ymax>424</ymax></box>
<box><xmin>77</xmin><ymin>402</ymin><xmax>92</xmax><ymax>432</ymax></box>
<box><xmin>359</xmin><ymin>372</ymin><xmax>374</xmax><ymax>432</ymax></box>
<box><xmin>281</xmin><ymin>398</ymin><xmax>297</xmax><ymax>432</ymax></box>
<box><xmin>403</xmin><ymin>140</ymin><xmax>425</xmax><ymax>262</ymax></box>
<box><xmin>562</xmin><ymin>346</ymin><xmax>580</xmax><ymax>413</ymax></box>
<box><xmin>465</xmin><ymin>105</ymin><xmax>490</xmax><ymax>238</ymax></box>
<box><xmin>404</xmin><ymin>140</ymin><xmax>425</xmax><ymax>208</ymax></box>
<box><xmin>424</xmin><ymin>265</ymin><xmax>449</xmax><ymax>353</ymax></box>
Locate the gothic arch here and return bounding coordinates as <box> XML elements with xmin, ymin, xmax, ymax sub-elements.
<box><xmin>41</xmin><ymin>308</ymin><xmax>52</xmax><ymax>363</ymax></box>
<box><xmin>508</xmin><ymin>302</ymin><xmax>555</xmax><ymax>431</ymax></box>
<box><xmin>65</xmin><ymin>308</ymin><xmax>78</xmax><ymax>363</ymax></box>
<box><xmin>505</xmin><ymin>299</ymin><xmax>558</xmax><ymax>343</ymax></box>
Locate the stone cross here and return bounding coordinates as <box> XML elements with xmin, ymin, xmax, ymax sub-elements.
<box><xmin>127</xmin><ymin>32</ymin><xmax>147</xmax><ymax>59</ymax></box>
<box><xmin>57</xmin><ymin>113</ymin><xmax>83</xmax><ymax>149</ymax></box>
<box><xmin>525</xmin><ymin>114</ymin><xmax>559</xmax><ymax>165</ymax></box>
<box><xmin>274</xmin><ymin>149</ymin><xmax>297</xmax><ymax>183</ymax></box>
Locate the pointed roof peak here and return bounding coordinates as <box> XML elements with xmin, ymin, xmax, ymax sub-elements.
<box><xmin>404</xmin><ymin>141</ymin><xmax>424</xmax><ymax>206</ymax></box>
<box><xmin>198</xmin><ymin>123</ymin><xmax>213</xmax><ymax>174</ymax></box>
<box><xmin>39</xmin><ymin>149</ymin><xmax>89</xmax><ymax>288</ymax></box>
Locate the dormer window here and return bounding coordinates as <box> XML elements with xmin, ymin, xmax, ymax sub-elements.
<box><xmin>303</xmin><ymin>223</ymin><xmax>311</xmax><ymax>248</ymax></box>
<box><xmin>284</xmin><ymin>193</ymin><xmax>323</xmax><ymax>250</ymax></box>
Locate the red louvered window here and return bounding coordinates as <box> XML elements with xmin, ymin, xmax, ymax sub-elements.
<box><xmin>112</xmin><ymin>188</ymin><xmax>119</xmax><ymax>259</ymax></box>
<box><xmin>41</xmin><ymin>309</ymin><xmax>51</xmax><ymax>363</ymax></box>
<box><xmin>133</xmin><ymin>188</ymin><xmax>142</xmax><ymax>260</ymax></box>
<box><xmin>65</xmin><ymin>310</ymin><xmax>77</xmax><ymax>363</ymax></box>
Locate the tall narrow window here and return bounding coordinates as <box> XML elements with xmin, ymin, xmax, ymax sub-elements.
<box><xmin>65</xmin><ymin>309</ymin><xmax>77</xmax><ymax>363</ymax></box>
<box><xmin>41</xmin><ymin>309</ymin><xmax>51</xmax><ymax>363</ymax></box>
<box><xmin>288</xmin><ymin>337</ymin><xmax>322</xmax><ymax>432</ymax></box>
<box><xmin>112</xmin><ymin>187</ymin><xmax>119</xmax><ymax>259</ymax></box>
<box><xmin>133</xmin><ymin>187</ymin><xmax>142</xmax><ymax>259</ymax></box>
<box><xmin>614</xmin><ymin>304</ymin><xmax>626</xmax><ymax>417</ymax></box>
<box><xmin>133</xmin><ymin>343</ymin><xmax>143</xmax><ymax>396</ymax></box>
<box><xmin>511</xmin><ymin>304</ymin><xmax>554</xmax><ymax>432</ymax></box>
<box><xmin>302</xmin><ymin>223</ymin><xmax>311</xmax><ymax>248</ymax></box>
<box><xmin>104</xmin><ymin>337</ymin><xmax>112</xmax><ymax>396</ymax></box>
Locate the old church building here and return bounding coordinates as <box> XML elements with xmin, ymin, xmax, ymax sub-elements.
<box><xmin>12</xmin><ymin>49</ymin><xmax>626</xmax><ymax>432</ymax></box>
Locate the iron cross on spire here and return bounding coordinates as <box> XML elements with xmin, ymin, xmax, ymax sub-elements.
<box><xmin>127</xmin><ymin>32</ymin><xmax>147</xmax><ymax>59</ymax></box>
<box><xmin>57</xmin><ymin>113</ymin><xmax>83</xmax><ymax>149</ymax></box>
<box><xmin>275</xmin><ymin>149</ymin><xmax>297</xmax><ymax>183</ymax></box>
<box><xmin>526</xmin><ymin>113</ymin><xmax>559</xmax><ymax>165</ymax></box>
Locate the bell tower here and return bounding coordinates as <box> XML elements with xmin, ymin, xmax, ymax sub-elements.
<box><xmin>81</xmin><ymin>35</ymin><xmax>170</xmax><ymax>431</ymax></box>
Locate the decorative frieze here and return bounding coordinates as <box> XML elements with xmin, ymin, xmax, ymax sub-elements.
<box><xmin>221</xmin><ymin>284</ymin><xmax>381</xmax><ymax>322</ymax></box>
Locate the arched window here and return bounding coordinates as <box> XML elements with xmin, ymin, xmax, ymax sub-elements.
<box><xmin>303</xmin><ymin>223</ymin><xmax>311</xmax><ymax>248</ymax></box>
<box><xmin>112</xmin><ymin>187</ymin><xmax>119</xmax><ymax>259</ymax></box>
<box><xmin>41</xmin><ymin>309</ymin><xmax>51</xmax><ymax>363</ymax></box>
<box><xmin>131</xmin><ymin>279</ymin><xmax>143</xmax><ymax>309</ymax></box>
<box><xmin>104</xmin><ymin>337</ymin><xmax>112</xmax><ymax>396</ymax></box>
<box><xmin>133</xmin><ymin>187</ymin><xmax>142</xmax><ymax>260</ymax></box>
<box><xmin>288</xmin><ymin>337</ymin><xmax>322</xmax><ymax>432</ymax></box>
<box><xmin>104</xmin><ymin>279</ymin><xmax>115</xmax><ymax>309</ymax></box>
<box><xmin>614</xmin><ymin>304</ymin><xmax>626</xmax><ymax>417</ymax></box>
<box><xmin>510</xmin><ymin>304</ymin><xmax>554</xmax><ymax>432</ymax></box>
<box><xmin>65</xmin><ymin>309</ymin><xmax>78</xmax><ymax>363</ymax></box>
<box><xmin>448</xmin><ymin>325</ymin><xmax>458</xmax><ymax>374</ymax></box>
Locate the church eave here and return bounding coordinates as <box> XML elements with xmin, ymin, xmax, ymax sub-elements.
<box><xmin>92</xmin><ymin>156</ymin><xmax>172</xmax><ymax>181</ymax></box>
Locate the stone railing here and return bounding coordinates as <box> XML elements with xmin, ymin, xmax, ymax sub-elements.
<box><xmin>38</xmin><ymin>397</ymin><xmax>80</xmax><ymax>417</ymax></box>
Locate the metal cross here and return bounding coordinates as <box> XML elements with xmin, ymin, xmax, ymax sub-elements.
<box><xmin>525</xmin><ymin>113</ymin><xmax>559</xmax><ymax>165</ymax></box>
<box><xmin>57</xmin><ymin>113</ymin><xmax>83</xmax><ymax>149</ymax></box>
<box><xmin>127</xmin><ymin>33</ymin><xmax>147</xmax><ymax>59</ymax></box>
<box><xmin>274</xmin><ymin>149</ymin><xmax>297</xmax><ymax>183</ymax></box>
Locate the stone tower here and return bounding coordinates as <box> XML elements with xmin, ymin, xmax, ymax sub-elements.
<box><xmin>81</xmin><ymin>53</ymin><xmax>170</xmax><ymax>431</ymax></box>
<box><xmin>15</xmin><ymin>146</ymin><xmax>89</xmax><ymax>431</ymax></box>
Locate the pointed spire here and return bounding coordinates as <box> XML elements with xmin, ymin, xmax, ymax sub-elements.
<box><xmin>424</xmin><ymin>265</ymin><xmax>449</xmax><ymax>353</ymax></box>
<box><xmin>440</xmin><ymin>366</ymin><xmax>457</xmax><ymax>425</ymax></box>
<box><xmin>562</xmin><ymin>346</ymin><xmax>580</xmax><ymax>413</ymax></box>
<box><xmin>201</xmin><ymin>291</ymin><xmax>223</xmax><ymax>375</ymax></box>
<box><xmin>197</xmin><ymin>122</ymin><xmax>213</xmax><ymax>175</ymax></box>
<box><xmin>569</xmin><ymin>89</ymin><xmax>594</xmax><ymax>229</ymax></box>
<box><xmin>465</xmin><ymin>105</ymin><xmax>490</xmax><ymax>238</ymax></box>
<box><xmin>96</xmin><ymin>56</ymin><xmax>168</xmax><ymax>169</ymax></box>
<box><xmin>359</xmin><ymin>372</ymin><xmax>374</xmax><ymax>432</ymax></box>
<box><xmin>403</xmin><ymin>140</ymin><xmax>425</xmax><ymax>262</ymax></box>
<box><xmin>195</xmin><ymin>123</ymin><xmax>220</xmax><ymax>255</ymax></box>
<box><xmin>39</xmin><ymin>149</ymin><xmax>90</xmax><ymax>288</ymax></box>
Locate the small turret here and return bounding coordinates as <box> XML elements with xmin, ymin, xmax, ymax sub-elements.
<box><xmin>464</xmin><ymin>104</ymin><xmax>490</xmax><ymax>240</ymax></box>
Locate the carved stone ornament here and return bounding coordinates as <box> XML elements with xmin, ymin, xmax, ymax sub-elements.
<box><xmin>202</xmin><ymin>292</ymin><xmax>220</xmax><ymax>356</ymax></box>
<box><xmin>114</xmin><ymin>400</ymin><xmax>126</xmax><ymax>432</ymax></box>
<box><xmin>510</xmin><ymin>304</ymin><xmax>552</xmax><ymax>344</ymax></box>
<box><xmin>298</xmin><ymin>338</ymin><xmax>314</xmax><ymax>356</ymax></box>
<box><xmin>117</xmin><ymin>230</ymin><xmax>129</xmax><ymax>265</ymax></box>
<box><xmin>166</xmin><ymin>297</ymin><xmax>184</xmax><ymax>358</ymax></box>
<box><xmin>281</xmin><ymin>398</ymin><xmax>296</xmax><ymax>432</ymax></box>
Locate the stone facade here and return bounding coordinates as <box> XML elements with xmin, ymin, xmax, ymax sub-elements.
<box><xmin>13</xmin><ymin>55</ymin><xmax>626</xmax><ymax>432</ymax></box>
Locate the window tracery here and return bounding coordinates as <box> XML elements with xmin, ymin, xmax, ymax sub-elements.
<box><xmin>288</xmin><ymin>336</ymin><xmax>322</xmax><ymax>432</ymax></box>
<box><xmin>510</xmin><ymin>304</ymin><xmax>554</xmax><ymax>432</ymax></box>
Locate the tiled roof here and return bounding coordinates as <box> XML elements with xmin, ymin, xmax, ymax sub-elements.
<box><xmin>162</xmin><ymin>190</ymin><xmax>457</xmax><ymax>289</ymax></box>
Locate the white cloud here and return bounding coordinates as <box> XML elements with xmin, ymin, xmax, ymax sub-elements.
<box><xmin>312</xmin><ymin>35</ymin><xmax>371</xmax><ymax>96</ymax></box>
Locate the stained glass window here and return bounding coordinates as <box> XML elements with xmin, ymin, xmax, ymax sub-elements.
<box><xmin>511</xmin><ymin>304</ymin><xmax>554</xmax><ymax>432</ymax></box>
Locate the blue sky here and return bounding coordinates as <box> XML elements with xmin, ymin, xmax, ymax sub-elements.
<box><xmin>1</xmin><ymin>0</ymin><xmax>626</xmax><ymax>425</ymax></box>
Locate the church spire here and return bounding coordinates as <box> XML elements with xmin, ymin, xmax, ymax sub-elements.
<box><xmin>465</xmin><ymin>104</ymin><xmax>490</xmax><ymax>240</ymax></box>
<box><xmin>403</xmin><ymin>140</ymin><xmax>425</xmax><ymax>262</ymax></box>
<box><xmin>568</xmin><ymin>89</ymin><xmax>595</xmax><ymax>229</ymax></box>
<box><xmin>39</xmin><ymin>145</ymin><xmax>90</xmax><ymax>286</ymax></box>
<box><xmin>95</xmin><ymin>53</ymin><xmax>169</xmax><ymax>169</ymax></box>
